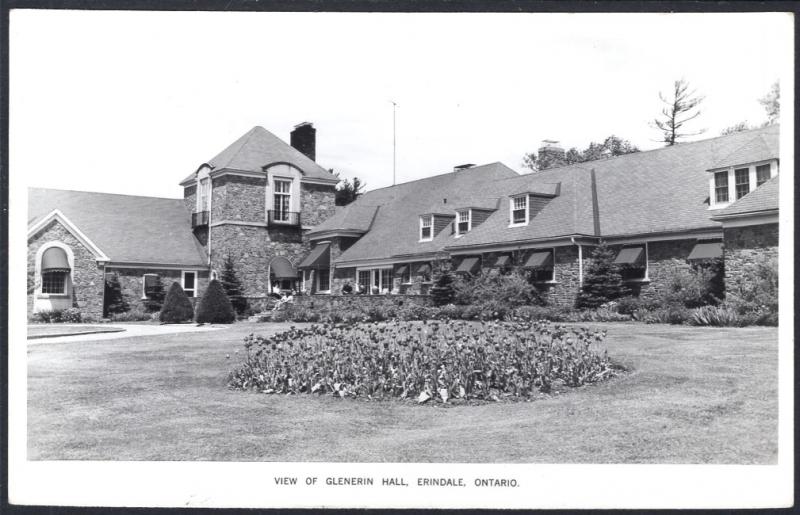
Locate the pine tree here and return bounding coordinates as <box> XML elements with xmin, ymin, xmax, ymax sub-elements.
<box><xmin>195</xmin><ymin>279</ymin><xmax>236</xmax><ymax>324</ymax></box>
<box><xmin>576</xmin><ymin>243</ymin><xmax>627</xmax><ymax>309</ymax></box>
<box><xmin>219</xmin><ymin>254</ymin><xmax>247</xmax><ymax>315</ymax></box>
<box><xmin>652</xmin><ymin>79</ymin><xmax>705</xmax><ymax>145</ymax></box>
<box><xmin>430</xmin><ymin>267</ymin><xmax>456</xmax><ymax>306</ymax></box>
<box><xmin>159</xmin><ymin>282</ymin><xmax>195</xmax><ymax>323</ymax></box>
<box><xmin>104</xmin><ymin>273</ymin><xmax>129</xmax><ymax>316</ymax></box>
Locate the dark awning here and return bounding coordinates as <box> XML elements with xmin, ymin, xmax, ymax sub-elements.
<box><xmin>270</xmin><ymin>257</ymin><xmax>297</xmax><ymax>278</ymax></box>
<box><xmin>416</xmin><ymin>263</ymin><xmax>431</xmax><ymax>275</ymax></box>
<box><xmin>614</xmin><ymin>247</ymin><xmax>645</xmax><ymax>266</ymax></box>
<box><xmin>298</xmin><ymin>243</ymin><xmax>330</xmax><ymax>269</ymax></box>
<box><xmin>494</xmin><ymin>255</ymin><xmax>511</xmax><ymax>267</ymax></box>
<box><xmin>688</xmin><ymin>242</ymin><xmax>723</xmax><ymax>260</ymax></box>
<box><xmin>523</xmin><ymin>251</ymin><xmax>553</xmax><ymax>269</ymax></box>
<box><xmin>396</xmin><ymin>264</ymin><xmax>408</xmax><ymax>275</ymax></box>
<box><xmin>455</xmin><ymin>257</ymin><xmax>481</xmax><ymax>274</ymax></box>
<box><xmin>41</xmin><ymin>247</ymin><xmax>70</xmax><ymax>271</ymax></box>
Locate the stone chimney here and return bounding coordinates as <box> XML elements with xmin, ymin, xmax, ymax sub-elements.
<box><xmin>290</xmin><ymin>122</ymin><xmax>316</xmax><ymax>161</ymax></box>
<box><xmin>538</xmin><ymin>140</ymin><xmax>566</xmax><ymax>164</ymax></box>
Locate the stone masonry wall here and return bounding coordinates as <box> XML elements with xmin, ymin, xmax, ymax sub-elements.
<box><xmin>300</xmin><ymin>183</ymin><xmax>336</xmax><ymax>227</ymax></box>
<box><xmin>723</xmin><ymin>223</ymin><xmax>779</xmax><ymax>295</ymax></box>
<box><xmin>108</xmin><ymin>268</ymin><xmax>209</xmax><ymax>313</ymax></box>
<box><xmin>183</xmin><ymin>184</ymin><xmax>196</xmax><ymax>214</ymax></box>
<box><xmin>212</xmin><ymin>175</ymin><xmax>267</xmax><ymax>223</ymax></box>
<box><xmin>28</xmin><ymin>219</ymin><xmax>105</xmax><ymax>319</ymax></box>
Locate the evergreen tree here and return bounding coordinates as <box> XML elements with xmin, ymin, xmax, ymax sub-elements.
<box><xmin>142</xmin><ymin>275</ymin><xmax>166</xmax><ymax>312</ymax></box>
<box><xmin>576</xmin><ymin>243</ymin><xmax>627</xmax><ymax>309</ymax></box>
<box><xmin>430</xmin><ymin>267</ymin><xmax>456</xmax><ymax>306</ymax></box>
<box><xmin>219</xmin><ymin>255</ymin><xmax>247</xmax><ymax>315</ymax></box>
<box><xmin>104</xmin><ymin>273</ymin><xmax>129</xmax><ymax>316</ymax></box>
<box><xmin>159</xmin><ymin>281</ymin><xmax>195</xmax><ymax>323</ymax></box>
<box><xmin>195</xmin><ymin>279</ymin><xmax>236</xmax><ymax>324</ymax></box>
<box><xmin>652</xmin><ymin>78</ymin><xmax>705</xmax><ymax>145</ymax></box>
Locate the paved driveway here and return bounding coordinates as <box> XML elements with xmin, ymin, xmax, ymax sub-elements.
<box><xmin>27</xmin><ymin>323</ymin><xmax>227</xmax><ymax>344</ymax></box>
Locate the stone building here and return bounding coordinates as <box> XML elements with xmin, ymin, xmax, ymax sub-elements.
<box><xmin>27</xmin><ymin>122</ymin><xmax>780</xmax><ymax>318</ymax></box>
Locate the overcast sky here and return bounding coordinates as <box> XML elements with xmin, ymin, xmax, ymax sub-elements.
<box><xmin>11</xmin><ymin>11</ymin><xmax>792</xmax><ymax>198</ymax></box>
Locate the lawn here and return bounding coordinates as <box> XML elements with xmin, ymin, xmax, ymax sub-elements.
<box><xmin>27</xmin><ymin>321</ymin><xmax>778</xmax><ymax>463</ymax></box>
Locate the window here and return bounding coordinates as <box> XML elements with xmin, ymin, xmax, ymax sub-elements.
<box><xmin>734</xmin><ymin>168</ymin><xmax>750</xmax><ymax>199</ymax></box>
<box><xmin>357</xmin><ymin>270</ymin><xmax>370</xmax><ymax>293</ymax></box>
<box><xmin>41</xmin><ymin>271</ymin><xmax>67</xmax><ymax>294</ymax></box>
<box><xmin>142</xmin><ymin>274</ymin><xmax>160</xmax><ymax>299</ymax></box>
<box><xmin>400</xmin><ymin>265</ymin><xmax>411</xmax><ymax>284</ymax></box>
<box><xmin>511</xmin><ymin>195</ymin><xmax>528</xmax><ymax>225</ymax></box>
<box><xmin>456</xmin><ymin>209</ymin><xmax>471</xmax><ymax>236</ymax></box>
<box><xmin>381</xmin><ymin>268</ymin><xmax>394</xmax><ymax>292</ymax></box>
<box><xmin>420</xmin><ymin>215</ymin><xmax>433</xmax><ymax>241</ymax></box>
<box><xmin>317</xmin><ymin>268</ymin><xmax>330</xmax><ymax>292</ymax></box>
<box><xmin>274</xmin><ymin>179</ymin><xmax>292</xmax><ymax>221</ymax></box>
<box><xmin>714</xmin><ymin>171</ymin><xmax>729</xmax><ymax>204</ymax></box>
<box><xmin>614</xmin><ymin>245</ymin><xmax>648</xmax><ymax>281</ymax></box>
<box><xmin>756</xmin><ymin>164</ymin><xmax>771</xmax><ymax>186</ymax></box>
<box><xmin>182</xmin><ymin>271</ymin><xmax>197</xmax><ymax>297</ymax></box>
<box><xmin>357</xmin><ymin>268</ymin><xmax>394</xmax><ymax>294</ymax></box>
<box><xmin>197</xmin><ymin>178</ymin><xmax>210</xmax><ymax>212</ymax></box>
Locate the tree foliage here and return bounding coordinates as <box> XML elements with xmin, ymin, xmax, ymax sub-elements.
<box><xmin>333</xmin><ymin>170</ymin><xmax>366</xmax><ymax>206</ymax></box>
<box><xmin>142</xmin><ymin>275</ymin><xmax>166</xmax><ymax>313</ymax></box>
<box><xmin>159</xmin><ymin>281</ymin><xmax>194</xmax><ymax>323</ymax></box>
<box><xmin>759</xmin><ymin>81</ymin><xmax>780</xmax><ymax>125</ymax></box>
<box><xmin>652</xmin><ymin>79</ymin><xmax>705</xmax><ymax>146</ymax></box>
<box><xmin>103</xmin><ymin>273</ymin><xmax>129</xmax><ymax>316</ymax></box>
<box><xmin>575</xmin><ymin>243</ymin><xmax>628</xmax><ymax>309</ymax></box>
<box><xmin>219</xmin><ymin>254</ymin><xmax>247</xmax><ymax>315</ymax></box>
<box><xmin>195</xmin><ymin>279</ymin><xmax>236</xmax><ymax>324</ymax></box>
<box><xmin>523</xmin><ymin>135</ymin><xmax>639</xmax><ymax>172</ymax></box>
<box><xmin>430</xmin><ymin>266</ymin><xmax>456</xmax><ymax>306</ymax></box>
<box><xmin>720</xmin><ymin>121</ymin><xmax>753</xmax><ymax>135</ymax></box>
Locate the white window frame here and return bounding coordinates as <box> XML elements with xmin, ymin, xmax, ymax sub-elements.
<box><xmin>419</xmin><ymin>215</ymin><xmax>433</xmax><ymax>241</ymax></box>
<box><xmin>509</xmin><ymin>195</ymin><xmax>529</xmax><ymax>227</ymax></box>
<box><xmin>356</xmin><ymin>267</ymin><xmax>394</xmax><ymax>294</ymax></box>
<box><xmin>273</xmin><ymin>177</ymin><xmax>293</xmax><ymax>222</ymax></box>
<box><xmin>142</xmin><ymin>273</ymin><xmax>159</xmax><ymax>299</ymax></box>
<box><xmin>182</xmin><ymin>270</ymin><xmax>197</xmax><ymax>298</ymax></box>
<box><xmin>316</xmin><ymin>268</ymin><xmax>331</xmax><ymax>294</ymax></box>
<box><xmin>456</xmin><ymin>209</ymin><xmax>471</xmax><ymax>237</ymax></box>
<box><xmin>529</xmin><ymin>248</ymin><xmax>557</xmax><ymax>284</ymax></box>
<box><xmin>708</xmin><ymin>159</ymin><xmax>779</xmax><ymax>209</ymax></box>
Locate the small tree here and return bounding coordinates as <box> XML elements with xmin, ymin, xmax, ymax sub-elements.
<box><xmin>576</xmin><ymin>243</ymin><xmax>627</xmax><ymax>309</ymax></box>
<box><xmin>759</xmin><ymin>80</ymin><xmax>780</xmax><ymax>125</ymax></box>
<box><xmin>219</xmin><ymin>255</ymin><xmax>247</xmax><ymax>315</ymax></box>
<box><xmin>652</xmin><ymin>78</ymin><xmax>705</xmax><ymax>145</ymax></box>
<box><xmin>333</xmin><ymin>170</ymin><xmax>366</xmax><ymax>206</ymax></box>
<box><xmin>195</xmin><ymin>279</ymin><xmax>236</xmax><ymax>324</ymax></box>
<box><xmin>142</xmin><ymin>275</ymin><xmax>166</xmax><ymax>313</ymax></box>
<box><xmin>104</xmin><ymin>273</ymin><xmax>129</xmax><ymax>316</ymax></box>
<box><xmin>159</xmin><ymin>281</ymin><xmax>194</xmax><ymax>323</ymax></box>
<box><xmin>430</xmin><ymin>266</ymin><xmax>456</xmax><ymax>306</ymax></box>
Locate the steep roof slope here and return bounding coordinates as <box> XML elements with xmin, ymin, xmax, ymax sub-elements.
<box><xmin>29</xmin><ymin>188</ymin><xmax>207</xmax><ymax>266</ymax></box>
<box><xmin>334</xmin><ymin>163</ymin><xmax>520</xmax><ymax>263</ymax></box>
<box><xmin>180</xmin><ymin>126</ymin><xmax>338</xmax><ymax>184</ymax></box>
<box><xmin>714</xmin><ymin>174</ymin><xmax>779</xmax><ymax>218</ymax></box>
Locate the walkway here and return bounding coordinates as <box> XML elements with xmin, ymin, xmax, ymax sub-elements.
<box><xmin>27</xmin><ymin>323</ymin><xmax>227</xmax><ymax>344</ymax></box>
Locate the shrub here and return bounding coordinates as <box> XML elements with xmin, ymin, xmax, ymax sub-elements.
<box><xmin>219</xmin><ymin>254</ymin><xmax>248</xmax><ymax>316</ymax></box>
<box><xmin>228</xmin><ymin>319</ymin><xmax>620</xmax><ymax>401</ymax></box>
<box><xmin>454</xmin><ymin>269</ymin><xmax>543</xmax><ymax>310</ymax></box>
<box><xmin>31</xmin><ymin>307</ymin><xmax>83</xmax><ymax>323</ymax></box>
<box><xmin>103</xmin><ymin>273</ymin><xmax>129</xmax><ymax>316</ymax></box>
<box><xmin>576</xmin><ymin>243</ymin><xmax>628</xmax><ymax>309</ymax></box>
<box><xmin>724</xmin><ymin>255</ymin><xmax>778</xmax><ymax>325</ymax></box>
<box><xmin>656</xmin><ymin>264</ymin><xmax>721</xmax><ymax>309</ymax></box>
<box><xmin>430</xmin><ymin>267</ymin><xmax>456</xmax><ymax>306</ymax></box>
<box><xmin>643</xmin><ymin>304</ymin><xmax>691</xmax><ymax>325</ymax></box>
<box><xmin>688</xmin><ymin>305</ymin><xmax>747</xmax><ymax>327</ymax></box>
<box><xmin>142</xmin><ymin>275</ymin><xmax>166</xmax><ymax>313</ymax></box>
<box><xmin>110</xmin><ymin>306</ymin><xmax>152</xmax><ymax>322</ymax></box>
<box><xmin>196</xmin><ymin>279</ymin><xmax>236</xmax><ymax>324</ymax></box>
<box><xmin>159</xmin><ymin>282</ymin><xmax>195</xmax><ymax>323</ymax></box>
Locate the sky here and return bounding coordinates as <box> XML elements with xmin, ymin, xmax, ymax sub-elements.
<box><xmin>10</xmin><ymin>11</ymin><xmax>792</xmax><ymax>198</ymax></box>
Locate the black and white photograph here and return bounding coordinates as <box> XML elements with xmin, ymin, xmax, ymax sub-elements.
<box><xmin>7</xmin><ymin>8</ymin><xmax>794</xmax><ymax>510</ymax></box>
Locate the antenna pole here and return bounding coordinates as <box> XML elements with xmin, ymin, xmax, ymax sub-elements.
<box><xmin>391</xmin><ymin>101</ymin><xmax>397</xmax><ymax>185</ymax></box>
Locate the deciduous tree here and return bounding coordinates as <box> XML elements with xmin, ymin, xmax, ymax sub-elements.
<box><xmin>652</xmin><ymin>79</ymin><xmax>705</xmax><ymax>145</ymax></box>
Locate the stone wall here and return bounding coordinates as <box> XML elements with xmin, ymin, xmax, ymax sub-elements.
<box><xmin>723</xmin><ymin>223</ymin><xmax>779</xmax><ymax>295</ymax></box>
<box><xmin>28</xmin><ymin>219</ymin><xmax>105</xmax><ymax>319</ymax></box>
<box><xmin>107</xmin><ymin>268</ymin><xmax>209</xmax><ymax>313</ymax></box>
<box><xmin>300</xmin><ymin>183</ymin><xmax>336</xmax><ymax>227</ymax></box>
<box><xmin>635</xmin><ymin>239</ymin><xmax>697</xmax><ymax>300</ymax></box>
<box><xmin>212</xmin><ymin>175</ymin><xmax>267</xmax><ymax>223</ymax></box>
<box><xmin>183</xmin><ymin>184</ymin><xmax>197</xmax><ymax>214</ymax></box>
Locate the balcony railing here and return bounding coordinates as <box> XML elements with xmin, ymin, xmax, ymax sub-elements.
<box><xmin>192</xmin><ymin>210</ymin><xmax>209</xmax><ymax>228</ymax></box>
<box><xmin>268</xmin><ymin>210</ymin><xmax>301</xmax><ymax>227</ymax></box>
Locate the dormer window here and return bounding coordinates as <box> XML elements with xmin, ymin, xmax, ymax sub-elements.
<box><xmin>510</xmin><ymin>195</ymin><xmax>528</xmax><ymax>226</ymax></box>
<box><xmin>196</xmin><ymin>177</ymin><xmax>210</xmax><ymax>213</ymax></box>
<box><xmin>756</xmin><ymin>164</ymin><xmax>771</xmax><ymax>186</ymax></box>
<box><xmin>708</xmin><ymin>160</ymin><xmax>778</xmax><ymax>209</ymax></box>
<box><xmin>456</xmin><ymin>209</ymin><xmax>471</xmax><ymax>236</ymax></box>
<box><xmin>420</xmin><ymin>215</ymin><xmax>433</xmax><ymax>241</ymax></box>
<box><xmin>734</xmin><ymin>168</ymin><xmax>750</xmax><ymax>200</ymax></box>
<box><xmin>714</xmin><ymin>172</ymin><xmax>729</xmax><ymax>203</ymax></box>
<box><xmin>273</xmin><ymin>178</ymin><xmax>292</xmax><ymax>222</ymax></box>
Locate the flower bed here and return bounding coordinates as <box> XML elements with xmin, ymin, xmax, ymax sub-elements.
<box><xmin>228</xmin><ymin>319</ymin><xmax>620</xmax><ymax>404</ymax></box>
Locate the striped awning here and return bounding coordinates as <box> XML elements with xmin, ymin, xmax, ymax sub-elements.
<box><xmin>41</xmin><ymin>247</ymin><xmax>70</xmax><ymax>271</ymax></box>
<box><xmin>494</xmin><ymin>255</ymin><xmax>511</xmax><ymax>267</ymax></box>
<box><xmin>523</xmin><ymin>251</ymin><xmax>553</xmax><ymax>269</ymax></box>
<box><xmin>687</xmin><ymin>242</ymin><xmax>723</xmax><ymax>260</ymax></box>
<box><xmin>298</xmin><ymin>243</ymin><xmax>330</xmax><ymax>269</ymax></box>
<box><xmin>614</xmin><ymin>247</ymin><xmax>645</xmax><ymax>266</ymax></box>
<box><xmin>455</xmin><ymin>257</ymin><xmax>481</xmax><ymax>275</ymax></box>
<box><xmin>270</xmin><ymin>257</ymin><xmax>297</xmax><ymax>278</ymax></box>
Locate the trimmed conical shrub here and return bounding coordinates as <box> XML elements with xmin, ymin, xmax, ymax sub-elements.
<box><xmin>195</xmin><ymin>279</ymin><xmax>236</xmax><ymax>324</ymax></box>
<box><xmin>159</xmin><ymin>281</ymin><xmax>195</xmax><ymax>323</ymax></box>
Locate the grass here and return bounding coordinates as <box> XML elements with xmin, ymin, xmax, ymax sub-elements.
<box><xmin>27</xmin><ymin>324</ymin><xmax>125</xmax><ymax>339</ymax></box>
<box><xmin>27</xmin><ymin>321</ymin><xmax>778</xmax><ymax>463</ymax></box>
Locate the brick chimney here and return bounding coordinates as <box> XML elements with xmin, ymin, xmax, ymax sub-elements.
<box><xmin>290</xmin><ymin>122</ymin><xmax>316</xmax><ymax>161</ymax></box>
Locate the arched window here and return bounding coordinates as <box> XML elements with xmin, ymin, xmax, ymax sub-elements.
<box><xmin>40</xmin><ymin>246</ymin><xmax>71</xmax><ymax>294</ymax></box>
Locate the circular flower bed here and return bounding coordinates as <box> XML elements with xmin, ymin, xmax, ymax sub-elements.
<box><xmin>227</xmin><ymin>319</ymin><xmax>621</xmax><ymax>404</ymax></box>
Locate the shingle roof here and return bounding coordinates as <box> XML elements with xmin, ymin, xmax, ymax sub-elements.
<box><xmin>307</xmin><ymin>203</ymin><xmax>381</xmax><ymax>235</ymax></box>
<box><xmin>329</xmin><ymin>124</ymin><xmax>779</xmax><ymax>264</ymax></box>
<box><xmin>180</xmin><ymin>126</ymin><xmax>338</xmax><ymax>185</ymax></box>
<box><xmin>714</xmin><ymin>174</ymin><xmax>779</xmax><ymax>218</ymax></box>
<box><xmin>708</xmin><ymin>131</ymin><xmax>779</xmax><ymax>171</ymax></box>
<box><xmin>28</xmin><ymin>188</ymin><xmax>207</xmax><ymax>266</ymax></box>
<box><xmin>333</xmin><ymin>163</ymin><xmax>520</xmax><ymax>263</ymax></box>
